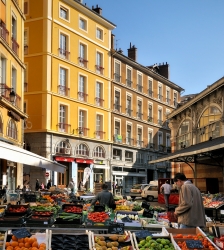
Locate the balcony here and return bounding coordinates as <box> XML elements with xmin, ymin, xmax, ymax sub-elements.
<box><xmin>0</xmin><ymin>23</ymin><xmax>9</xmax><ymax>43</ymax></box>
<box><xmin>126</xmin><ymin>79</ymin><xmax>132</xmax><ymax>88</ymax></box>
<box><xmin>77</xmin><ymin>127</ymin><xmax>89</xmax><ymax>136</ymax></box>
<box><xmin>114</xmin><ymin>73</ymin><xmax>121</xmax><ymax>83</ymax></box>
<box><xmin>147</xmin><ymin>116</ymin><xmax>153</xmax><ymax>123</ymax></box>
<box><xmin>24</xmin><ymin>82</ymin><xmax>28</xmax><ymax>92</ymax></box>
<box><xmin>78</xmin><ymin>92</ymin><xmax>88</xmax><ymax>102</ymax></box>
<box><xmin>58</xmin><ymin>48</ymin><xmax>70</xmax><ymax>60</ymax></box>
<box><xmin>166</xmin><ymin>98</ymin><xmax>171</xmax><ymax>105</ymax></box>
<box><xmin>24</xmin><ymin>45</ymin><xmax>28</xmax><ymax>55</ymax></box>
<box><xmin>159</xmin><ymin>144</ymin><xmax>166</xmax><ymax>152</ymax></box>
<box><xmin>58</xmin><ymin>85</ymin><xmax>70</xmax><ymax>97</ymax></box>
<box><xmin>94</xmin><ymin>151</ymin><xmax>105</xmax><ymax>158</ymax></box>
<box><xmin>78</xmin><ymin>57</ymin><xmax>88</xmax><ymax>68</ymax></box>
<box><xmin>12</xmin><ymin>37</ymin><xmax>19</xmax><ymax>55</ymax></box>
<box><xmin>148</xmin><ymin>89</ymin><xmax>153</xmax><ymax>98</ymax></box>
<box><xmin>126</xmin><ymin>137</ymin><xmax>134</xmax><ymax>146</ymax></box>
<box><xmin>137</xmin><ymin>140</ymin><xmax>143</xmax><ymax>148</ymax></box>
<box><xmin>158</xmin><ymin>94</ymin><xmax>163</xmax><ymax>101</ymax></box>
<box><xmin>95</xmin><ymin>131</ymin><xmax>105</xmax><ymax>139</ymax></box>
<box><xmin>136</xmin><ymin>112</ymin><xmax>143</xmax><ymax>120</ymax></box>
<box><xmin>137</xmin><ymin>84</ymin><xmax>143</xmax><ymax>92</ymax></box>
<box><xmin>158</xmin><ymin>119</ymin><xmax>163</xmax><ymax>126</ymax></box>
<box><xmin>0</xmin><ymin>84</ymin><xmax>13</xmax><ymax>101</ymax></box>
<box><xmin>76</xmin><ymin>149</ymin><xmax>89</xmax><ymax>156</ymax></box>
<box><xmin>95</xmin><ymin>97</ymin><xmax>104</xmax><ymax>107</ymax></box>
<box><xmin>57</xmin><ymin>123</ymin><xmax>71</xmax><ymax>133</ymax></box>
<box><xmin>95</xmin><ymin>65</ymin><xmax>104</xmax><ymax>74</ymax></box>
<box><xmin>114</xmin><ymin>134</ymin><xmax>122</xmax><ymax>143</ymax></box>
<box><xmin>126</xmin><ymin>108</ymin><xmax>132</xmax><ymax>117</ymax></box>
<box><xmin>114</xmin><ymin>103</ymin><xmax>121</xmax><ymax>112</ymax></box>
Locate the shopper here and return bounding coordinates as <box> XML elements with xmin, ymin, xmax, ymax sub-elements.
<box><xmin>174</xmin><ymin>173</ymin><xmax>206</xmax><ymax>228</ymax></box>
<box><xmin>91</xmin><ymin>183</ymin><xmax>115</xmax><ymax>208</ymax></box>
<box><xmin>160</xmin><ymin>180</ymin><xmax>172</xmax><ymax>208</ymax></box>
<box><xmin>47</xmin><ymin>179</ymin><xmax>51</xmax><ymax>189</ymax></box>
<box><xmin>68</xmin><ymin>178</ymin><xmax>75</xmax><ymax>193</ymax></box>
<box><xmin>35</xmin><ymin>179</ymin><xmax>40</xmax><ymax>191</ymax></box>
<box><xmin>40</xmin><ymin>182</ymin><xmax>44</xmax><ymax>189</ymax></box>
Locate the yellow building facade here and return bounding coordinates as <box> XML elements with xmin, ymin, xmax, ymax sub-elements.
<box><xmin>0</xmin><ymin>0</ymin><xmax>27</xmax><ymax>189</ymax></box>
<box><xmin>24</xmin><ymin>0</ymin><xmax>115</xmax><ymax>190</ymax></box>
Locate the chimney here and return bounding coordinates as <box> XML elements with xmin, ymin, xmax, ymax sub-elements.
<box><xmin>127</xmin><ymin>43</ymin><xmax>137</xmax><ymax>61</ymax></box>
<box><xmin>157</xmin><ymin>62</ymin><xmax>170</xmax><ymax>79</ymax></box>
<box><xmin>92</xmin><ymin>4</ymin><xmax>102</xmax><ymax>15</ymax></box>
<box><xmin>111</xmin><ymin>34</ymin><xmax>115</xmax><ymax>50</ymax></box>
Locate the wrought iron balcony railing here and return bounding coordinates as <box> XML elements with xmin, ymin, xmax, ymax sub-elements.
<box><xmin>148</xmin><ymin>89</ymin><xmax>153</xmax><ymax>98</ymax></box>
<box><xmin>58</xmin><ymin>48</ymin><xmax>70</xmax><ymax>60</ymax></box>
<box><xmin>77</xmin><ymin>127</ymin><xmax>89</xmax><ymax>136</ymax></box>
<box><xmin>126</xmin><ymin>137</ymin><xmax>134</xmax><ymax>146</ymax></box>
<box><xmin>78</xmin><ymin>91</ymin><xmax>88</xmax><ymax>102</ymax></box>
<box><xmin>58</xmin><ymin>85</ymin><xmax>70</xmax><ymax>97</ymax></box>
<box><xmin>137</xmin><ymin>140</ymin><xmax>143</xmax><ymax>148</ymax></box>
<box><xmin>126</xmin><ymin>108</ymin><xmax>132</xmax><ymax>116</ymax></box>
<box><xmin>126</xmin><ymin>79</ymin><xmax>132</xmax><ymax>88</ymax></box>
<box><xmin>95</xmin><ymin>65</ymin><xmax>104</xmax><ymax>74</ymax></box>
<box><xmin>114</xmin><ymin>73</ymin><xmax>121</xmax><ymax>82</ymax></box>
<box><xmin>147</xmin><ymin>116</ymin><xmax>153</xmax><ymax>123</ymax></box>
<box><xmin>57</xmin><ymin>123</ymin><xmax>71</xmax><ymax>133</ymax></box>
<box><xmin>114</xmin><ymin>103</ymin><xmax>121</xmax><ymax>112</ymax></box>
<box><xmin>137</xmin><ymin>84</ymin><xmax>143</xmax><ymax>92</ymax></box>
<box><xmin>158</xmin><ymin>94</ymin><xmax>163</xmax><ymax>101</ymax></box>
<box><xmin>158</xmin><ymin>119</ymin><xmax>163</xmax><ymax>126</ymax></box>
<box><xmin>12</xmin><ymin>37</ymin><xmax>19</xmax><ymax>55</ymax></box>
<box><xmin>95</xmin><ymin>97</ymin><xmax>104</xmax><ymax>107</ymax></box>
<box><xmin>0</xmin><ymin>22</ymin><xmax>9</xmax><ymax>43</ymax></box>
<box><xmin>78</xmin><ymin>57</ymin><xmax>88</xmax><ymax>68</ymax></box>
<box><xmin>136</xmin><ymin>112</ymin><xmax>143</xmax><ymax>120</ymax></box>
<box><xmin>95</xmin><ymin>130</ymin><xmax>105</xmax><ymax>139</ymax></box>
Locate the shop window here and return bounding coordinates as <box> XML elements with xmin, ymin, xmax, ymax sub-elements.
<box><xmin>93</xmin><ymin>146</ymin><xmax>105</xmax><ymax>158</ymax></box>
<box><xmin>56</xmin><ymin>140</ymin><xmax>71</xmax><ymax>155</ymax></box>
<box><xmin>76</xmin><ymin>143</ymin><xmax>89</xmax><ymax>156</ymax></box>
<box><xmin>7</xmin><ymin>119</ymin><xmax>17</xmax><ymax>139</ymax></box>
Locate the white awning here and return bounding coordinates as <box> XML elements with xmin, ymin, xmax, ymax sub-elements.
<box><xmin>0</xmin><ymin>141</ymin><xmax>65</xmax><ymax>173</ymax></box>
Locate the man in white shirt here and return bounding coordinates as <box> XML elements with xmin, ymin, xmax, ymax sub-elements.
<box><xmin>160</xmin><ymin>180</ymin><xmax>172</xmax><ymax>208</ymax></box>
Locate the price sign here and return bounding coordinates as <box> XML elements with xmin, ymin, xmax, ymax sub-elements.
<box><xmin>186</xmin><ymin>240</ymin><xmax>203</xmax><ymax>249</ymax></box>
<box><xmin>108</xmin><ymin>222</ymin><xmax>124</xmax><ymax>234</ymax></box>
<box><xmin>12</xmin><ymin>228</ymin><xmax>31</xmax><ymax>239</ymax></box>
<box><xmin>135</xmin><ymin>230</ymin><xmax>152</xmax><ymax>239</ymax></box>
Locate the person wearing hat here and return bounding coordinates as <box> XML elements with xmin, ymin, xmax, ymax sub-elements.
<box><xmin>173</xmin><ymin>173</ymin><xmax>206</xmax><ymax>228</ymax></box>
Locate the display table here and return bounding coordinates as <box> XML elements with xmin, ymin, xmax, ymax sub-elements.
<box><xmin>158</xmin><ymin>193</ymin><xmax>179</xmax><ymax>205</ymax></box>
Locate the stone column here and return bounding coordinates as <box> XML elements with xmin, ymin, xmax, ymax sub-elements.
<box><xmin>89</xmin><ymin>164</ymin><xmax>94</xmax><ymax>191</ymax></box>
<box><xmin>71</xmin><ymin>162</ymin><xmax>78</xmax><ymax>190</ymax></box>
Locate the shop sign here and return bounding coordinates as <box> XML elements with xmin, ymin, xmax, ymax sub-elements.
<box><xmin>45</xmin><ymin>172</ymin><xmax>49</xmax><ymax>177</ymax></box>
<box><xmin>83</xmin><ymin>167</ymin><xmax>91</xmax><ymax>185</ymax></box>
<box><xmin>55</xmin><ymin>156</ymin><xmax>74</xmax><ymax>162</ymax></box>
<box><xmin>8</xmin><ymin>110</ymin><xmax>20</xmax><ymax>121</ymax></box>
<box><xmin>76</xmin><ymin>158</ymin><xmax>93</xmax><ymax>164</ymax></box>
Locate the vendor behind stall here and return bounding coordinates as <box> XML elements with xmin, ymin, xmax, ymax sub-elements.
<box><xmin>91</xmin><ymin>183</ymin><xmax>115</xmax><ymax>208</ymax></box>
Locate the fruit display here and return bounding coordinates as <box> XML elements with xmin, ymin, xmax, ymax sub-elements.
<box><xmin>30</xmin><ymin>205</ymin><xmax>60</xmax><ymax>215</ymax></box>
<box><xmin>40</xmin><ymin>195</ymin><xmax>54</xmax><ymax>203</ymax></box>
<box><xmin>88</xmin><ymin>212</ymin><xmax>110</xmax><ymax>222</ymax></box>
<box><xmin>50</xmin><ymin>233</ymin><xmax>89</xmax><ymax>250</ymax></box>
<box><xmin>132</xmin><ymin>204</ymin><xmax>142</xmax><ymax>211</ymax></box>
<box><xmin>58</xmin><ymin>212</ymin><xmax>82</xmax><ymax>221</ymax></box>
<box><xmin>0</xmin><ymin>208</ymin><xmax>5</xmax><ymax>215</ymax></box>
<box><xmin>202</xmin><ymin>193</ymin><xmax>224</xmax><ymax>208</ymax></box>
<box><xmin>0</xmin><ymin>232</ymin><xmax>5</xmax><ymax>249</ymax></box>
<box><xmin>133</xmin><ymin>235</ymin><xmax>175</xmax><ymax>250</ymax></box>
<box><xmin>93</xmin><ymin>233</ymin><xmax>134</xmax><ymax>250</ymax></box>
<box><xmin>116</xmin><ymin>213</ymin><xmax>139</xmax><ymax>221</ymax></box>
<box><xmin>115</xmin><ymin>205</ymin><xmax>131</xmax><ymax>211</ymax></box>
<box><xmin>115</xmin><ymin>199</ymin><xmax>126</xmax><ymax>205</ymax></box>
<box><xmin>4</xmin><ymin>234</ymin><xmax>47</xmax><ymax>250</ymax></box>
<box><xmin>62</xmin><ymin>205</ymin><xmax>82</xmax><ymax>213</ymax></box>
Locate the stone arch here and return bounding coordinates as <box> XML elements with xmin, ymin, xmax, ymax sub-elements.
<box><xmin>55</xmin><ymin>139</ymin><xmax>72</xmax><ymax>155</ymax></box>
<box><xmin>93</xmin><ymin>145</ymin><xmax>106</xmax><ymax>158</ymax></box>
<box><xmin>7</xmin><ymin>118</ymin><xmax>17</xmax><ymax>140</ymax></box>
<box><xmin>76</xmin><ymin>143</ymin><xmax>90</xmax><ymax>156</ymax></box>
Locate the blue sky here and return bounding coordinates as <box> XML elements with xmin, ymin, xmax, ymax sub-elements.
<box><xmin>86</xmin><ymin>0</ymin><xmax>224</xmax><ymax>95</ymax></box>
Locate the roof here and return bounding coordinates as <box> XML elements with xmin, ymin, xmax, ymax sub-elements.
<box><xmin>149</xmin><ymin>136</ymin><xmax>224</xmax><ymax>165</ymax></box>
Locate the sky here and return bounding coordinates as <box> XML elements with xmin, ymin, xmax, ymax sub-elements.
<box><xmin>85</xmin><ymin>0</ymin><xmax>224</xmax><ymax>96</ymax></box>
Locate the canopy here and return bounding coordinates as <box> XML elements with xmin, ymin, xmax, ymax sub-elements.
<box><xmin>0</xmin><ymin>141</ymin><xmax>66</xmax><ymax>173</ymax></box>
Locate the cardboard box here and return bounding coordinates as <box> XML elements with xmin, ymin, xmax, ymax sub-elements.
<box><xmin>164</xmin><ymin>227</ymin><xmax>206</xmax><ymax>237</ymax></box>
<box><xmin>140</xmin><ymin>217</ymin><xmax>170</xmax><ymax>228</ymax></box>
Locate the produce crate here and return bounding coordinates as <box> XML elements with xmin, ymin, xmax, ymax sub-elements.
<box><xmin>133</xmin><ymin>233</ymin><xmax>178</xmax><ymax>250</ymax></box>
<box><xmin>85</xmin><ymin>218</ymin><xmax>111</xmax><ymax>226</ymax></box>
<box><xmin>3</xmin><ymin>229</ymin><xmax>49</xmax><ymax>250</ymax></box>
<box><xmin>5</xmin><ymin>204</ymin><xmax>30</xmax><ymax>216</ymax></box>
<box><xmin>116</xmin><ymin>210</ymin><xmax>141</xmax><ymax>227</ymax></box>
<box><xmin>62</xmin><ymin>204</ymin><xmax>83</xmax><ymax>213</ymax></box>
<box><xmin>164</xmin><ymin>227</ymin><xmax>206</xmax><ymax>237</ymax></box>
<box><xmin>140</xmin><ymin>217</ymin><xmax>170</xmax><ymax>229</ymax></box>
<box><xmin>25</xmin><ymin>215</ymin><xmax>54</xmax><ymax>226</ymax></box>
<box><xmin>54</xmin><ymin>214</ymin><xmax>82</xmax><ymax>225</ymax></box>
<box><xmin>49</xmin><ymin>230</ymin><xmax>91</xmax><ymax>250</ymax></box>
<box><xmin>0</xmin><ymin>216</ymin><xmax>25</xmax><ymax>226</ymax></box>
<box><xmin>91</xmin><ymin>231</ymin><xmax>135</xmax><ymax>250</ymax></box>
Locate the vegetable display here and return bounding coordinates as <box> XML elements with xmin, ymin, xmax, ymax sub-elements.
<box><xmin>63</xmin><ymin>206</ymin><xmax>82</xmax><ymax>213</ymax></box>
<box><xmin>58</xmin><ymin>212</ymin><xmax>82</xmax><ymax>221</ymax></box>
<box><xmin>88</xmin><ymin>212</ymin><xmax>109</xmax><ymax>222</ymax></box>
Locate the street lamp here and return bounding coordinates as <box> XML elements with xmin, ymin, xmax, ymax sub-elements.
<box><xmin>0</xmin><ymin>87</ymin><xmax>16</xmax><ymax>104</ymax></box>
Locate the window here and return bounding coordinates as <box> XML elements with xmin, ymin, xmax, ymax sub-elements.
<box><xmin>137</xmin><ymin>128</ymin><xmax>143</xmax><ymax>147</ymax></box>
<box><xmin>0</xmin><ymin>57</ymin><xmax>6</xmax><ymax>88</ymax></box>
<box><xmin>96</xmin><ymin>27</ymin><xmax>103</xmax><ymax>40</ymax></box>
<box><xmin>158</xmin><ymin>132</ymin><xmax>163</xmax><ymax>146</ymax></box>
<box><xmin>137</xmin><ymin>74</ymin><xmax>143</xmax><ymax>92</ymax></box>
<box><xmin>59</xmin><ymin>33</ymin><xmax>69</xmax><ymax>59</ymax></box>
<box><xmin>7</xmin><ymin>119</ymin><xmax>17</xmax><ymax>139</ymax></box>
<box><xmin>60</xmin><ymin>6</ymin><xmax>68</xmax><ymax>20</ymax></box>
<box><xmin>24</xmin><ymin>1</ymin><xmax>28</xmax><ymax>15</ymax></box>
<box><xmin>174</xmin><ymin>92</ymin><xmax>177</xmax><ymax>107</ymax></box>
<box><xmin>96</xmin><ymin>114</ymin><xmax>104</xmax><ymax>139</ymax></box>
<box><xmin>79</xmin><ymin>43</ymin><xmax>88</xmax><ymax>67</ymax></box>
<box><xmin>126</xmin><ymin>124</ymin><xmax>132</xmax><ymax>145</ymax></box>
<box><xmin>12</xmin><ymin>67</ymin><xmax>17</xmax><ymax>92</ymax></box>
<box><xmin>58</xmin><ymin>105</ymin><xmax>70</xmax><ymax>133</ymax></box>
<box><xmin>136</xmin><ymin>153</ymin><xmax>143</xmax><ymax>164</ymax></box>
<box><xmin>148</xmin><ymin>79</ymin><xmax>153</xmax><ymax>97</ymax></box>
<box><xmin>78</xmin><ymin>75</ymin><xmax>87</xmax><ymax>101</ymax></box>
<box><xmin>79</xmin><ymin>17</ymin><xmax>87</xmax><ymax>31</ymax></box>
<box><xmin>96</xmin><ymin>52</ymin><xmax>103</xmax><ymax>74</ymax></box>
<box><xmin>148</xmin><ymin>130</ymin><xmax>153</xmax><ymax>148</ymax></box>
<box><xmin>114</xmin><ymin>91</ymin><xmax>121</xmax><ymax>111</ymax></box>
<box><xmin>158</xmin><ymin>108</ymin><xmax>162</xmax><ymax>125</ymax></box>
<box><xmin>137</xmin><ymin>100</ymin><xmax>142</xmax><ymax>119</ymax></box>
<box><xmin>24</xmin><ymin>30</ymin><xmax>28</xmax><ymax>54</ymax></box>
<box><xmin>177</xmin><ymin>120</ymin><xmax>191</xmax><ymax>149</ymax></box>
<box><xmin>126</xmin><ymin>68</ymin><xmax>132</xmax><ymax>87</ymax></box>
<box><xmin>12</xmin><ymin>16</ymin><xmax>17</xmax><ymax>39</ymax></box>
<box><xmin>125</xmin><ymin>151</ymin><xmax>133</xmax><ymax>162</ymax></box>
<box><xmin>78</xmin><ymin>110</ymin><xmax>88</xmax><ymax>136</ymax></box>
<box><xmin>158</xmin><ymin>85</ymin><xmax>162</xmax><ymax>101</ymax></box>
<box><xmin>114</xmin><ymin>61</ymin><xmax>121</xmax><ymax>82</ymax></box>
<box><xmin>94</xmin><ymin>146</ymin><xmax>105</xmax><ymax>158</ymax></box>
<box><xmin>166</xmin><ymin>89</ymin><xmax>170</xmax><ymax>104</ymax></box>
<box><xmin>115</xmin><ymin>121</ymin><xmax>120</xmax><ymax>135</ymax></box>
<box><xmin>113</xmin><ymin>148</ymin><xmax>122</xmax><ymax>160</ymax></box>
<box><xmin>148</xmin><ymin>104</ymin><xmax>153</xmax><ymax>122</ymax></box>
<box><xmin>56</xmin><ymin>140</ymin><xmax>71</xmax><ymax>154</ymax></box>
<box><xmin>95</xmin><ymin>82</ymin><xmax>103</xmax><ymax>106</ymax></box>
<box><xmin>59</xmin><ymin>67</ymin><xmax>69</xmax><ymax>96</ymax></box>
<box><xmin>166</xmin><ymin>134</ymin><xmax>171</xmax><ymax>147</ymax></box>
<box><xmin>76</xmin><ymin>143</ymin><xmax>89</xmax><ymax>156</ymax></box>
<box><xmin>126</xmin><ymin>96</ymin><xmax>132</xmax><ymax>116</ymax></box>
